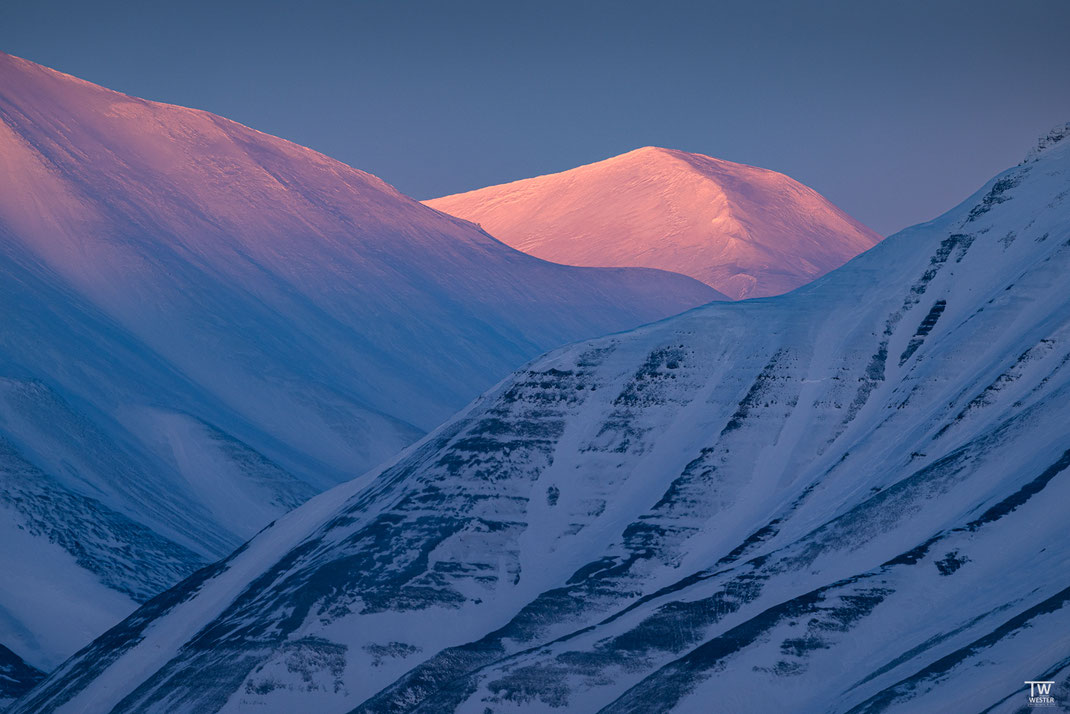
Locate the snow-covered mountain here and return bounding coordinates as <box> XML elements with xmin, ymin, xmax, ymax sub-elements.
<box><xmin>425</xmin><ymin>147</ymin><xmax>882</xmax><ymax>299</ymax></box>
<box><xmin>0</xmin><ymin>645</ymin><xmax>43</xmax><ymax>711</ymax></box>
<box><xmin>17</xmin><ymin>125</ymin><xmax>1070</xmax><ymax>713</ymax></box>
<box><xmin>0</xmin><ymin>52</ymin><xmax>722</xmax><ymax>681</ymax></box>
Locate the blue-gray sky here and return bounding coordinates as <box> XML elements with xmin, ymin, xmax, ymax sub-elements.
<box><xmin>2</xmin><ymin>0</ymin><xmax>1068</xmax><ymax>235</ymax></box>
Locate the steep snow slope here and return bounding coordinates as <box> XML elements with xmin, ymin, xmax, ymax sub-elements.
<box><xmin>0</xmin><ymin>53</ymin><xmax>720</xmax><ymax>679</ymax></box>
<box><xmin>17</xmin><ymin>125</ymin><xmax>1070</xmax><ymax>713</ymax></box>
<box><xmin>0</xmin><ymin>645</ymin><xmax>43</xmax><ymax>711</ymax></box>
<box><xmin>426</xmin><ymin>147</ymin><xmax>881</xmax><ymax>299</ymax></box>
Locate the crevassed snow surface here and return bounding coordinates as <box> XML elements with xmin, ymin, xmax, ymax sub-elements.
<box><xmin>0</xmin><ymin>52</ymin><xmax>721</xmax><ymax>678</ymax></box>
<box><xmin>16</xmin><ymin>127</ymin><xmax>1070</xmax><ymax>713</ymax></box>
<box><xmin>426</xmin><ymin>147</ymin><xmax>882</xmax><ymax>299</ymax></box>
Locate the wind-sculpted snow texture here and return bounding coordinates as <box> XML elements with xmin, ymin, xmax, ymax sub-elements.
<box><xmin>15</xmin><ymin>130</ymin><xmax>1070</xmax><ymax>711</ymax></box>
<box><xmin>14</xmin><ymin>126</ymin><xmax>1070</xmax><ymax>713</ymax></box>
<box><xmin>426</xmin><ymin>147</ymin><xmax>882</xmax><ymax>299</ymax></box>
<box><xmin>0</xmin><ymin>52</ymin><xmax>721</xmax><ymax>680</ymax></box>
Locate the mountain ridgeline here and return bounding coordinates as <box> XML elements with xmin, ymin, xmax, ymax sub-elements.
<box><xmin>15</xmin><ymin>124</ymin><xmax>1070</xmax><ymax>712</ymax></box>
<box><xmin>426</xmin><ymin>147</ymin><xmax>881</xmax><ymax>300</ymax></box>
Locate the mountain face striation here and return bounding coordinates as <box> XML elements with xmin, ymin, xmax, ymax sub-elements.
<box><xmin>426</xmin><ymin>147</ymin><xmax>882</xmax><ymax>300</ymax></box>
<box><xmin>15</xmin><ymin>126</ymin><xmax>1070</xmax><ymax>713</ymax></box>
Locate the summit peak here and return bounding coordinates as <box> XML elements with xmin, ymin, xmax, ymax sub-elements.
<box><xmin>426</xmin><ymin>148</ymin><xmax>881</xmax><ymax>299</ymax></box>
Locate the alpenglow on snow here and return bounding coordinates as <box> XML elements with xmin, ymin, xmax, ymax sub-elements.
<box><xmin>426</xmin><ymin>146</ymin><xmax>882</xmax><ymax>300</ymax></box>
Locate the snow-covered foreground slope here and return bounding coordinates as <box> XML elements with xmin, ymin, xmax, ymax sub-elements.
<box><xmin>0</xmin><ymin>53</ymin><xmax>721</xmax><ymax>679</ymax></box>
<box><xmin>17</xmin><ymin>125</ymin><xmax>1070</xmax><ymax>713</ymax></box>
<box><xmin>426</xmin><ymin>147</ymin><xmax>881</xmax><ymax>299</ymax></box>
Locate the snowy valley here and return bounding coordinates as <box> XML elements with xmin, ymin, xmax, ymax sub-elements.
<box><xmin>13</xmin><ymin>122</ymin><xmax>1070</xmax><ymax>713</ymax></box>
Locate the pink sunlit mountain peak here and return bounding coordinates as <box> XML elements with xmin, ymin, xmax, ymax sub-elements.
<box><xmin>426</xmin><ymin>147</ymin><xmax>882</xmax><ymax>300</ymax></box>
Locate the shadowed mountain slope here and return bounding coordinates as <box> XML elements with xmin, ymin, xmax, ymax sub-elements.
<box><xmin>0</xmin><ymin>52</ymin><xmax>721</xmax><ymax>677</ymax></box>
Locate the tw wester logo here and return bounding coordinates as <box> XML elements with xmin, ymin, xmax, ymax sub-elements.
<box><xmin>1025</xmin><ymin>680</ymin><xmax>1056</xmax><ymax>708</ymax></box>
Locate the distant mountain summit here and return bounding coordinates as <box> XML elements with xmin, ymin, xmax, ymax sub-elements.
<box><xmin>427</xmin><ymin>147</ymin><xmax>882</xmax><ymax>299</ymax></box>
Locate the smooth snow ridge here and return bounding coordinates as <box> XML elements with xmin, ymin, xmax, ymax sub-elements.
<box><xmin>14</xmin><ymin>129</ymin><xmax>1070</xmax><ymax>713</ymax></box>
<box><xmin>426</xmin><ymin>146</ymin><xmax>882</xmax><ymax>299</ymax></box>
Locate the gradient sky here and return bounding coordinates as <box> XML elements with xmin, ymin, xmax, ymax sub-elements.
<box><xmin>2</xmin><ymin>0</ymin><xmax>1068</xmax><ymax>235</ymax></box>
